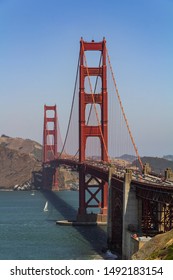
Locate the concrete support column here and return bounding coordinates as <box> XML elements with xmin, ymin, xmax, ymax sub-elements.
<box><xmin>158</xmin><ymin>202</ymin><xmax>164</xmax><ymax>232</ymax></box>
<box><xmin>107</xmin><ymin>167</ymin><xmax>113</xmax><ymax>246</ymax></box>
<box><xmin>138</xmin><ymin>198</ymin><xmax>143</xmax><ymax>234</ymax></box>
<box><xmin>165</xmin><ymin>168</ymin><xmax>173</xmax><ymax>181</ymax></box>
<box><xmin>122</xmin><ymin>170</ymin><xmax>138</xmax><ymax>259</ymax></box>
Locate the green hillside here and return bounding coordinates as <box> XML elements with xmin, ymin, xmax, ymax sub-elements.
<box><xmin>132</xmin><ymin>229</ymin><xmax>173</xmax><ymax>260</ymax></box>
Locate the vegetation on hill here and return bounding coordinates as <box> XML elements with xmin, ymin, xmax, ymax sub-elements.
<box><xmin>132</xmin><ymin>229</ymin><xmax>173</xmax><ymax>260</ymax></box>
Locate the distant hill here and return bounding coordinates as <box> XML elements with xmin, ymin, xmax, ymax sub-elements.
<box><xmin>163</xmin><ymin>155</ymin><xmax>173</xmax><ymax>162</ymax></box>
<box><xmin>0</xmin><ymin>135</ymin><xmax>42</xmax><ymax>189</ymax></box>
<box><xmin>133</xmin><ymin>156</ymin><xmax>173</xmax><ymax>175</ymax></box>
<box><xmin>118</xmin><ymin>154</ymin><xmax>136</xmax><ymax>163</ymax></box>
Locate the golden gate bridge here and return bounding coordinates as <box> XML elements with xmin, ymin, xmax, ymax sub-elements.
<box><xmin>40</xmin><ymin>38</ymin><xmax>173</xmax><ymax>258</ymax></box>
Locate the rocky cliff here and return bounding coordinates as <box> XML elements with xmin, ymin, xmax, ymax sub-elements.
<box><xmin>0</xmin><ymin>134</ymin><xmax>42</xmax><ymax>160</ymax></box>
<box><xmin>0</xmin><ymin>135</ymin><xmax>42</xmax><ymax>189</ymax></box>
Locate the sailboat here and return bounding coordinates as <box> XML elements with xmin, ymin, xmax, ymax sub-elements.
<box><xmin>44</xmin><ymin>201</ymin><xmax>48</xmax><ymax>212</ymax></box>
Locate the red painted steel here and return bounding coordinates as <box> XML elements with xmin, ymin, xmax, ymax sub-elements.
<box><xmin>43</xmin><ymin>105</ymin><xmax>58</xmax><ymax>190</ymax></box>
<box><xmin>78</xmin><ymin>38</ymin><xmax>108</xmax><ymax>217</ymax></box>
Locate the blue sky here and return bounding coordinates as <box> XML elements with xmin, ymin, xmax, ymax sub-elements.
<box><xmin>0</xmin><ymin>0</ymin><xmax>172</xmax><ymax>157</ymax></box>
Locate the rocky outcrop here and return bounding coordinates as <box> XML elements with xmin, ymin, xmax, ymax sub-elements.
<box><xmin>0</xmin><ymin>134</ymin><xmax>42</xmax><ymax>161</ymax></box>
<box><xmin>0</xmin><ymin>145</ymin><xmax>42</xmax><ymax>189</ymax></box>
<box><xmin>0</xmin><ymin>135</ymin><xmax>42</xmax><ymax>189</ymax></box>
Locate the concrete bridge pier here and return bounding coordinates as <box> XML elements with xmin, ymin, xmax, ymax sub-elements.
<box><xmin>42</xmin><ymin>165</ymin><xmax>59</xmax><ymax>191</ymax></box>
<box><xmin>122</xmin><ymin>169</ymin><xmax>139</xmax><ymax>259</ymax></box>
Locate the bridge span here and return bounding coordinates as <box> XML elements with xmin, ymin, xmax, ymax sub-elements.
<box><xmin>42</xmin><ymin>157</ymin><xmax>173</xmax><ymax>258</ymax></box>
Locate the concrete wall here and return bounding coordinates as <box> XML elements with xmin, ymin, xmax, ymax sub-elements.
<box><xmin>125</xmin><ymin>232</ymin><xmax>147</xmax><ymax>259</ymax></box>
<box><xmin>122</xmin><ymin>170</ymin><xmax>139</xmax><ymax>259</ymax></box>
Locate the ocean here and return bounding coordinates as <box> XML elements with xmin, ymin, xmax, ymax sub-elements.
<box><xmin>0</xmin><ymin>190</ymin><xmax>107</xmax><ymax>260</ymax></box>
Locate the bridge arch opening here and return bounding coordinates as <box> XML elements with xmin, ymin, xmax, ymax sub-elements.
<box><xmin>45</xmin><ymin>109</ymin><xmax>56</xmax><ymax>118</ymax></box>
<box><xmin>85</xmin><ymin>137</ymin><xmax>101</xmax><ymax>159</ymax></box>
<box><xmin>46</xmin><ymin>134</ymin><xmax>55</xmax><ymax>146</ymax></box>
<box><xmin>46</xmin><ymin>121</ymin><xmax>55</xmax><ymax>131</ymax></box>
<box><xmin>84</xmin><ymin>49</ymin><xmax>102</xmax><ymax>68</ymax></box>
<box><xmin>85</xmin><ymin>104</ymin><xmax>101</xmax><ymax>126</ymax></box>
<box><xmin>84</xmin><ymin>76</ymin><xmax>102</xmax><ymax>94</ymax></box>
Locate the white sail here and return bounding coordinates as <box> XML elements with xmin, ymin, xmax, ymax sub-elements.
<box><xmin>44</xmin><ymin>201</ymin><xmax>48</xmax><ymax>212</ymax></box>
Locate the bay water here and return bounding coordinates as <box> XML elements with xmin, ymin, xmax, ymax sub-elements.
<box><xmin>0</xmin><ymin>190</ymin><xmax>107</xmax><ymax>260</ymax></box>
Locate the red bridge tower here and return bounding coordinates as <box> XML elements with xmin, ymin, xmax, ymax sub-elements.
<box><xmin>42</xmin><ymin>105</ymin><xmax>58</xmax><ymax>190</ymax></box>
<box><xmin>78</xmin><ymin>38</ymin><xmax>108</xmax><ymax>222</ymax></box>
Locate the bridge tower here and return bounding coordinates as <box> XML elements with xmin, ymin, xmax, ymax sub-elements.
<box><xmin>78</xmin><ymin>38</ymin><xmax>108</xmax><ymax>222</ymax></box>
<box><xmin>42</xmin><ymin>105</ymin><xmax>58</xmax><ymax>191</ymax></box>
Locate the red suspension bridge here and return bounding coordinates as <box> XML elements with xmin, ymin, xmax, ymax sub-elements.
<box><xmin>41</xmin><ymin>38</ymin><xmax>173</xmax><ymax>257</ymax></box>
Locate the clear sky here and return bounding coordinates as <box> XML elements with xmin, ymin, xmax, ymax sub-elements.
<box><xmin>0</xmin><ymin>0</ymin><xmax>172</xmax><ymax>157</ymax></box>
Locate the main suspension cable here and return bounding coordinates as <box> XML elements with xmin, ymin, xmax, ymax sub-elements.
<box><xmin>106</xmin><ymin>47</ymin><xmax>143</xmax><ymax>170</ymax></box>
<box><xmin>58</xmin><ymin>54</ymin><xmax>80</xmax><ymax>158</ymax></box>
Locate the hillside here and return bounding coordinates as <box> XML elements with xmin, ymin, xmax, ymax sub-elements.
<box><xmin>0</xmin><ymin>134</ymin><xmax>42</xmax><ymax>160</ymax></box>
<box><xmin>0</xmin><ymin>135</ymin><xmax>78</xmax><ymax>190</ymax></box>
<box><xmin>132</xmin><ymin>229</ymin><xmax>173</xmax><ymax>260</ymax></box>
<box><xmin>133</xmin><ymin>156</ymin><xmax>173</xmax><ymax>175</ymax></box>
<box><xmin>0</xmin><ymin>135</ymin><xmax>42</xmax><ymax>189</ymax></box>
<box><xmin>118</xmin><ymin>154</ymin><xmax>136</xmax><ymax>163</ymax></box>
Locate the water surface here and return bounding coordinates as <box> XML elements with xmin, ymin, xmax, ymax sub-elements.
<box><xmin>0</xmin><ymin>190</ymin><xmax>107</xmax><ymax>259</ymax></box>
